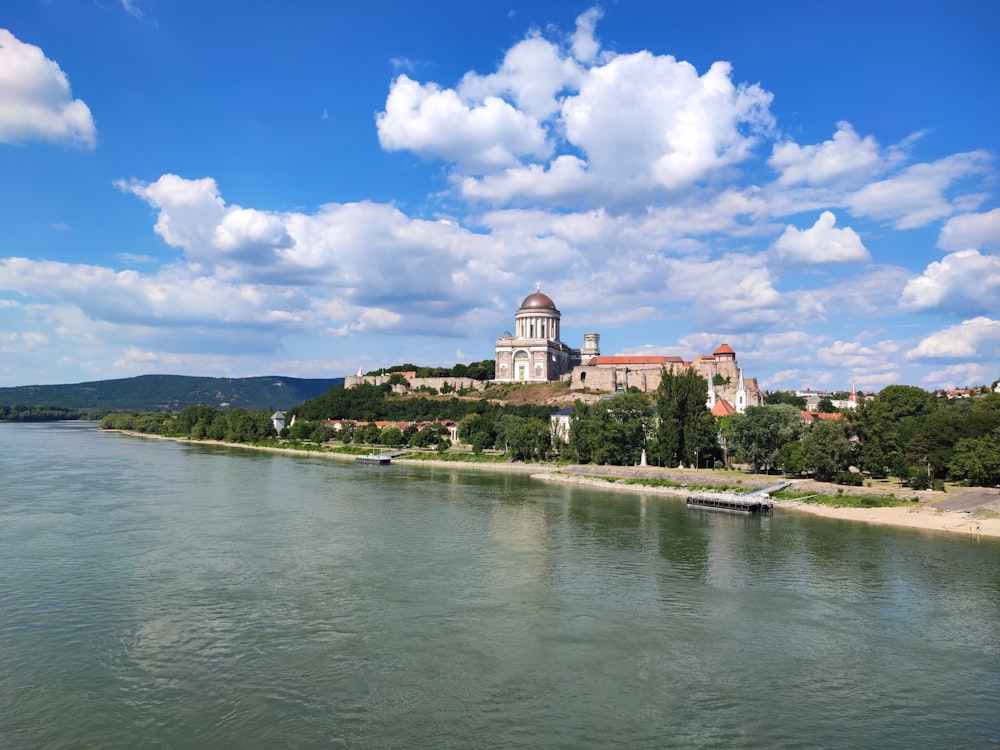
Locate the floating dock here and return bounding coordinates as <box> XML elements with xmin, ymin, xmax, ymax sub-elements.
<box><xmin>686</xmin><ymin>493</ymin><xmax>773</xmax><ymax>514</ymax></box>
<box><xmin>356</xmin><ymin>453</ymin><xmax>392</xmax><ymax>465</ymax></box>
<box><xmin>686</xmin><ymin>482</ymin><xmax>788</xmax><ymax>514</ymax></box>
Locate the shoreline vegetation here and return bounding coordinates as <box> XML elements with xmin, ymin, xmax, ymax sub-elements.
<box><xmin>109</xmin><ymin>429</ymin><xmax>1000</xmax><ymax>540</ymax></box>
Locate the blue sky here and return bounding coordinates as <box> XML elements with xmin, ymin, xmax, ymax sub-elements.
<box><xmin>1</xmin><ymin>1</ymin><xmax>998</xmax><ymax>392</ymax></box>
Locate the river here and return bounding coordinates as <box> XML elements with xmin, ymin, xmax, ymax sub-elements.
<box><xmin>1</xmin><ymin>422</ymin><xmax>997</xmax><ymax>749</ymax></box>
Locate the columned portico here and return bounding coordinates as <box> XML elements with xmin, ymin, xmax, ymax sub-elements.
<box><xmin>494</xmin><ymin>285</ymin><xmax>595</xmax><ymax>383</ymax></box>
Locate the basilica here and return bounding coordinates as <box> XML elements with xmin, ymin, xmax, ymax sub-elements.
<box><xmin>494</xmin><ymin>286</ymin><xmax>763</xmax><ymax>414</ymax></box>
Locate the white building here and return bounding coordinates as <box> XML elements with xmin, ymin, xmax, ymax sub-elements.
<box><xmin>494</xmin><ymin>285</ymin><xmax>599</xmax><ymax>383</ymax></box>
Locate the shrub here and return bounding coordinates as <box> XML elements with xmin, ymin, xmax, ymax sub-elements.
<box><xmin>835</xmin><ymin>471</ymin><xmax>864</xmax><ymax>486</ymax></box>
<box><xmin>908</xmin><ymin>468</ymin><xmax>931</xmax><ymax>490</ymax></box>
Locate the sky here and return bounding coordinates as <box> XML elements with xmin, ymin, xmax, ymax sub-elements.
<box><xmin>1</xmin><ymin>1</ymin><xmax>998</xmax><ymax>393</ymax></box>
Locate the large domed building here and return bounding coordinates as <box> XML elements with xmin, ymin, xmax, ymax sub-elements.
<box><xmin>493</xmin><ymin>285</ymin><xmax>599</xmax><ymax>382</ymax></box>
<box><xmin>493</xmin><ymin>285</ymin><xmax>764</xmax><ymax>413</ymax></box>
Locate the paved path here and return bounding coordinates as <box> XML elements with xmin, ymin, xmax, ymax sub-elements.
<box><xmin>931</xmin><ymin>488</ymin><xmax>1000</xmax><ymax>511</ymax></box>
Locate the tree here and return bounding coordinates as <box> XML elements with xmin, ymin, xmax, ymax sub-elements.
<box><xmin>458</xmin><ymin>413</ymin><xmax>497</xmax><ymax>449</ymax></box>
<box><xmin>380</xmin><ymin>425</ymin><xmax>404</xmax><ymax>447</ymax></box>
<box><xmin>725</xmin><ymin>405</ymin><xmax>802</xmax><ymax>473</ymax></box>
<box><xmin>498</xmin><ymin>415</ymin><xmax>552</xmax><ymax>461</ymax></box>
<box><xmin>948</xmin><ymin>433</ymin><xmax>1000</xmax><ymax>486</ymax></box>
<box><xmin>567</xmin><ymin>399</ymin><xmax>598</xmax><ymax>463</ymax></box>
<box><xmin>816</xmin><ymin>397</ymin><xmax>836</xmax><ymax>413</ymax></box>
<box><xmin>873</xmin><ymin>385</ymin><xmax>938</xmax><ymax>422</ymax></box>
<box><xmin>653</xmin><ymin>368</ymin><xmax>715</xmax><ymax>468</ymax></box>
<box><xmin>801</xmin><ymin>420</ymin><xmax>853</xmax><ymax>481</ymax></box>
<box><xmin>778</xmin><ymin>440</ymin><xmax>805</xmax><ymax>476</ymax></box>
<box><xmin>566</xmin><ymin>392</ymin><xmax>654</xmax><ymax>466</ymax></box>
<box><xmin>766</xmin><ymin>391</ymin><xmax>807</xmax><ymax>409</ymax></box>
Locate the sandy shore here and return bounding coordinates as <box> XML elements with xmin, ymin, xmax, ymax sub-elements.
<box><xmin>533</xmin><ymin>468</ymin><xmax>1000</xmax><ymax>540</ymax></box>
<box><xmin>110</xmin><ymin>430</ymin><xmax>999</xmax><ymax>540</ymax></box>
<box><xmin>773</xmin><ymin>499</ymin><xmax>1000</xmax><ymax>539</ymax></box>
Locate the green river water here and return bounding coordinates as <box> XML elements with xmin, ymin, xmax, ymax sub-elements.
<box><xmin>1</xmin><ymin>422</ymin><xmax>997</xmax><ymax>749</ymax></box>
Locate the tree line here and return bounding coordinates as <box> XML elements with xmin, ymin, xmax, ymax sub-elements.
<box><xmin>365</xmin><ymin>360</ymin><xmax>496</xmax><ymax>381</ymax></box>
<box><xmin>291</xmin><ymin>382</ymin><xmax>552</xmax><ymax>424</ymax></box>
<box><xmin>0</xmin><ymin>405</ymin><xmax>104</xmax><ymax>421</ymax></box>
<box><xmin>560</xmin><ymin>377</ymin><xmax>1000</xmax><ymax>488</ymax></box>
<box><xmin>100</xmin><ymin>407</ymin><xmax>277</xmax><ymax>443</ymax></box>
<box><xmin>97</xmin><ymin>372</ymin><xmax>1000</xmax><ymax>487</ymax></box>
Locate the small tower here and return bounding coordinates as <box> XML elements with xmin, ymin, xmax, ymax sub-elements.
<box><xmin>581</xmin><ymin>332</ymin><xmax>601</xmax><ymax>358</ymax></box>
<box><xmin>706</xmin><ymin>364</ymin><xmax>717</xmax><ymax>409</ymax></box>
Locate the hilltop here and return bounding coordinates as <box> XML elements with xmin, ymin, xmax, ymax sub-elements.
<box><xmin>0</xmin><ymin>374</ymin><xmax>344</xmax><ymax>413</ymax></box>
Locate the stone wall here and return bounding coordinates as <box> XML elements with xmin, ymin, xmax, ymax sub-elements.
<box><xmin>344</xmin><ymin>375</ymin><xmax>487</xmax><ymax>393</ymax></box>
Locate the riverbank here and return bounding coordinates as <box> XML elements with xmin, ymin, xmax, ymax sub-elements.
<box><xmin>109</xmin><ymin>430</ymin><xmax>999</xmax><ymax>539</ymax></box>
<box><xmin>533</xmin><ymin>466</ymin><xmax>1000</xmax><ymax>540</ymax></box>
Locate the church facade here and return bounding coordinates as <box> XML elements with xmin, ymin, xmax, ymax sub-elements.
<box><xmin>495</xmin><ymin>287</ymin><xmax>763</xmax><ymax>413</ymax></box>
<box><xmin>493</xmin><ymin>286</ymin><xmax>600</xmax><ymax>383</ymax></box>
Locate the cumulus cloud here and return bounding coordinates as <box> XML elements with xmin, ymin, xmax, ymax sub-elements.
<box><xmin>0</xmin><ymin>256</ymin><xmax>311</xmax><ymax>330</ymax></box>
<box><xmin>771</xmin><ymin>211</ymin><xmax>869</xmax><ymax>265</ymax></box>
<box><xmin>815</xmin><ymin>339</ymin><xmax>899</xmax><ymax>370</ymax></box>
<box><xmin>118</xmin><ymin>174</ymin><xmax>227</xmax><ymax>255</ymax></box>
<box><xmin>0</xmin><ymin>28</ymin><xmax>97</xmax><ymax>148</ymax></box>
<box><xmin>571</xmin><ymin>6</ymin><xmax>603</xmax><ymax>64</ymax></box>
<box><xmin>938</xmin><ymin>208</ymin><xmax>1000</xmax><ymax>252</ymax></box>
<box><xmin>376</xmin><ymin>75</ymin><xmax>550</xmax><ymax>171</ymax></box>
<box><xmin>906</xmin><ymin>317</ymin><xmax>1000</xmax><ymax>360</ymax></box>
<box><xmin>769</xmin><ymin>122</ymin><xmax>883</xmax><ymax>186</ymax></box>
<box><xmin>563</xmin><ymin>56</ymin><xmax>774</xmax><ymax>191</ymax></box>
<box><xmin>664</xmin><ymin>255</ymin><xmax>785</xmax><ymax>331</ymax></box>
<box><xmin>846</xmin><ymin>151</ymin><xmax>991</xmax><ymax>229</ymax></box>
<box><xmin>899</xmin><ymin>249</ymin><xmax>1000</xmax><ymax>315</ymax></box>
<box><xmin>377</xmin><ymin>9</ymin><xmax>775</xmax><ymax>207</ymax></box>
<box><xmin>922</xmin><ymin>362</ymin><xmax>987</xmax><ymax>389</ymax></box>
<box><xmin>457</xmin><ymin>32</ymin><xmax>583</xmax><ymax>121</ymax></box>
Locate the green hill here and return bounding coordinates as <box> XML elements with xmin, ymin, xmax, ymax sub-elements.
<box><xmin>0</xmin><ymin>374</ymin><xmax>344</xmax><ymax>412</ymax></box>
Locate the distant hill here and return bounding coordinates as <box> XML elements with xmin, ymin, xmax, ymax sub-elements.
<box><xmin>0</xmin><ymin>374</ymin><xmax>344</xmax><ymax>412</ymax></box>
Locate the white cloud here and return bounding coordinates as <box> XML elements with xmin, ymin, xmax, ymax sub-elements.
<box><xmin>906</xmin><ymin>317</ymin><xmax>1000</xmax><ymax>360</ymax></box>
<box><xmin>769</xmin><ymin>122</ymin><xmax>882</xmax><ymax>186</ymax></box>
<box><xmin>120</xmin><ymin>0</ymin><xmax>143</xmax><ymax>19</ymax></box>
<box><xmin>571</xmin><ymin>7</ymin><xmax>603</xmax><ymax>64</ymax></box>
<box><xmin>771</xmin><ymin>211</ymin><xmax>869</xmax><ymax>265</ymax></box>
<box><xmin>213</xmin><ymin>207</ymin><xmax>293</xmax><ymax>257</ymax></box>
<box><xmin>785</xmin><ymin>265</ymin><xmax>913</xmax><ymax>320</ymax></box>
<box><xmin>379</xmin><ymin>12</ymin><xmax>775</xmax><ymax>207</ymax></box>
<box><xmin>0</xmin><ymin>29</ymin><xmax>97</xmax><ymax>148</ymax></box>
<box><xmin>664</xmin><ymin>255</ymin><xmax>785</xmax><ymax>331</ymax></box>
<box><xmin>816</xmin><ymin>339</ymin><xmax>898</xmax><ymax>370</ymax></box>
<box><xmin>0</xmin><ymin>257</ymin><xmax>312</xmax><ymax>330</ymax></box>
<box><xmin>922</xmin><ymin>362</ymin><xmax>987</xmax><ymax>389</ymax></box>
<box><xmin>376</xmin><ymin>75</ymin><xmax>550</xmax><ymax>171</ymax></box>
<box><xmin>938</xmin><ymin>208</ymin><xmax>1000</xmax><ymax>252</ymax></box>
<box><xmin>117</xmin><ymin>174</ymin><xmax>226</xmax><ymax>255</ymax></box>
<box><xmin>460</xmin><ymin>155</ymin><xmax>590</xmax><ymax>204</ymax></box>
<box><xmin>114</xmin><ymin>346</ymin><xmax>159</xmax><ymax>368</ymax></box>
<box><xmin>561</xmin><ymin>55</ymin><xmax>774</xmax><ymax>192</ymax></box>
<box><xmin>457</xmin><ymin>32</ymin><xmax>583</xmax><ymax>121</ymax></box>
<box><xmin>846</xmin><ymin>151</ymin><xmax>991</xmax><ymax>229</ymax></box>
<box><xmin>899</xmin><ymin>249</ymin><xmax>1000</xmax><ymax>315</ymax></box>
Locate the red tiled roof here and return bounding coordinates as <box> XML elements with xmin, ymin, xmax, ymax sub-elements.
<box><xmin>712</xmin><ymin>399</ymin><xmax>736</xmax><ymax>416</ymax></box>
<box><xmin>591</xmin><ymin>356</ymin><xmax>668</xmax><ymax>365</ymax></box>
<box><xmin>713</xmin><ymin>343</ymin><xmax>736</xmax><ymax>356</ymax></box>
<box><xmin>800</xmin><ymin>411</ymin><xmax>844</xmax><ymax>422</ymax></box>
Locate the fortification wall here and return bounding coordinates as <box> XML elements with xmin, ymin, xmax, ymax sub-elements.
<box><xmin>344</xmin><ymin>375</ymin><xmax>486</xmax><ymax>393</ymax></box>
